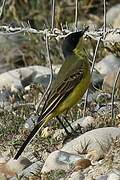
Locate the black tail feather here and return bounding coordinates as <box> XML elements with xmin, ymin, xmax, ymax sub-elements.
<box><xmin>14</xmin><ymin>123</ymin><xmax>41</xmax><ymax>159</ymax></box>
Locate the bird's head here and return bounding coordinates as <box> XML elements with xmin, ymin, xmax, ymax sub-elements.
<box><xmin>62</xmin><ymin>27</ymin><xmax>88</xmax><ymax>58</ymax></box>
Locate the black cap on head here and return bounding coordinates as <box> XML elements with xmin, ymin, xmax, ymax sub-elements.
<box><xmin>62</xmin><ymin>26</ymin><xmax>88</xmax><ymax>58</ymax></box>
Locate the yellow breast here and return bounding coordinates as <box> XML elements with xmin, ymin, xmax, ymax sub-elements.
<box><xmin>52</xmin><ymin>62</ymin><xmax>90</xmax><ymax>116</ymax></box>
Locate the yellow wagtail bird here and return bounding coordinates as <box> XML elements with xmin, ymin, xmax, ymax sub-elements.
<box><xmin>14</xmin><ymin>27</ymin><xmax>90</xmax><ymax>159</ymax></box>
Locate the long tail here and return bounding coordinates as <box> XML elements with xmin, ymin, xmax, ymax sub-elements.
<box><xmin>14</xmin><ymin>118</ymin><xmax>45</xmax><ymax>159</ymax></box>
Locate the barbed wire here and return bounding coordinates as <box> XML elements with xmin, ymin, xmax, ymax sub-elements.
<box><xmin>0</xmin><ymin>24</ymin><xmax>119</xmax><ymax>42</ymax></box>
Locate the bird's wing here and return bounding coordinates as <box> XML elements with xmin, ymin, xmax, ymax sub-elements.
<box><xmin>38</xmin><ymin>55</ymin><xmax>84</xmax><ymax>122</ymax></box>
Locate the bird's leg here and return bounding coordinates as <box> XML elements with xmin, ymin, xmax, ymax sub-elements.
<box><xmin>63</xmin><ymin>116</ymin><xmax>76</xmax><ymax>133</ymax></box>
<box><xmin>56</xmin><ymin>116</ymin><xmax>70</xmax><ymax>135</ymax></box>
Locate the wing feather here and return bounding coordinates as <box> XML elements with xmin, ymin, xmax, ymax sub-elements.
<box><xmin>38</xmin><ymin>56</ymin><xmax>84</xmax><ymax>122</ymax></box>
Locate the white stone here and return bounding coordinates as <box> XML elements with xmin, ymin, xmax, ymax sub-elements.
<box><xmin>95</xmin><ymin>55</ymin><xmax>120</xmax><ymax>76</ymax></box>
<box><xmin>113</xmin><ymin>13</ymin><xmax>120</xmax><ymax>28</ymax></box>
<box><xmin>61</xmin><ymin>127</ymin><xmax>120</xmax><ymax>161</ymax></box>
<box><xmin>68</xmin><ymin>171</ymin><xmax>84</xmax><ymax>180</ymax></box>
<box><xmin>11</xmin><ymin>161</ymin><xmax>42</xmax><ymax>179</ymax></box>
<box><xmin>0</xmin><ymin>157</ymin><xmax>7</xmax><ymax>164</ymax></box>
<box><xmin>6</xmin><ymin>157</ymin><xmax>31</xmax><ymax>173</ymax></box>
<box><xmin>107</xmin><ymin>172</ymin><xmax>120</xmax><ymax>180</ymax></box>
<box><xmin>41</xmin><ymin>150</ymin><xmax>82</xmax><ymax>173</ymax></box>
<box><xmin>0</xmin><ymin>65</ymin><xmax>51</xmax><ymax>90</ymax></box>
<box><xmin>77</xmin><ymin>116</ymin><xmax>94</xmax><ymax>129</ymax></box>
<box><xmin>96</xmin><ymin>175</ymin><xmax>108</xmax><ymax>180</ymax></box>
<box><xmin>106</xmin><ymin>4</ymin><xmax>120</xmax><ymax>25</ymax></box>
